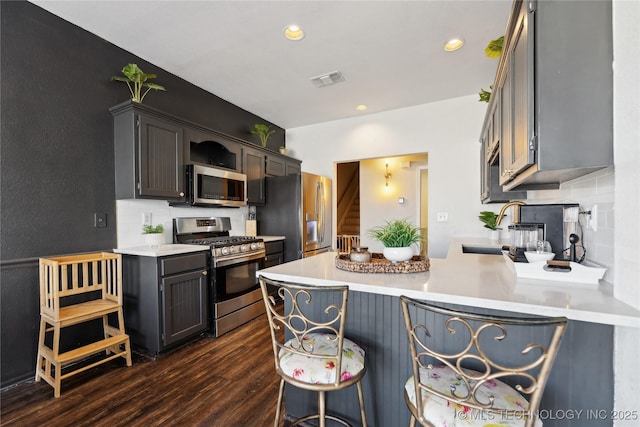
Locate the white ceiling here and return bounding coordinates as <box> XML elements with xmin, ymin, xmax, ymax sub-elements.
<box><xmin>30</xmin><ymin>0</ymin><xmax>511</xmax><ymax>129</ymax></box>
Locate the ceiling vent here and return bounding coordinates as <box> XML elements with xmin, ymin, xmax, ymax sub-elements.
<box><xmin>310</xmin><ymin>71</ymin><xmax>345</xmax><ymax>88</ymax></box>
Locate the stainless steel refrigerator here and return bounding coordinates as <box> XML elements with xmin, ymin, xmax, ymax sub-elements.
<box><xmin>257</xmin><ymin>172</ymin><xmax>332</xmax><ymax>262</ymax></box>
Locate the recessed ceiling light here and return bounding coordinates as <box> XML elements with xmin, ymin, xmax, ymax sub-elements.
<box><xmin>444</xmin><ymin>38</ymin><xmax>464</xmax><ymax>52</ymax></box>
<box><xmin>355</xmin><ymin>105</ymin><xmax>368</xmax><ymax>111</ymax></box>
<box><xmin>284</xmin><ymin>25</ymin><xmax>305</xmax><ymax>41</ymax></box>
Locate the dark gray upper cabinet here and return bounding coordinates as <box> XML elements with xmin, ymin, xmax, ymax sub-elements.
<box><xmin>111</xmin><ymin>101</ymin><xmax>185</xmax><ymax>201</ymax></box>
<box><xmin>266</xmin><ymin>153</ymin><xmax>302</xmax><ymax>177</ymax></box>
<box><xmin>483</xmin><ymin>0</ymin><xmax>613</xmax><ymax>191</ymax></box>
<box><xmin>184</xmin><ymin>126</ymin><xmax>242</xmax><ymax>173</ymax></box>
<box><xmin>243</xmin><ymin>146</ymin><xmax>266</xmax><ymax>205</ymax></box>
<box><xmin>112</xmin><ymin>101</ymin><xmax>297</xmax><ymax>205</ymax></box>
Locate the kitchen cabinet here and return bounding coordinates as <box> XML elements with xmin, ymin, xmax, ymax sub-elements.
<box><xmin>264</xmin><ymin>239</ymin><xmax>284</xmax><ymax>268</ymax></box>
<box><xmin>266</xmin><ymin>153</ymin><xmax>302</xmax><ymax>177</ymax></box>
<box><xmin>111</xmin><ymin>101</ymin><xmax>186</xmax><ymax>201</ymax></box>
<box><xmin>184</xmin><ymin>126</ymin><xmax>242</xmax><ymax>172</ymax></box>
<box><xmin>243</xmin><ymin>146</ymin><xmax>266</xmax><ymax>205</ymax></box>
<box><xmin>480</xmin><ymin>78</ymin><xmax>526</xmax><ymax>203</ymax></box>
<box><xmin>121</xmin><ymin>251</ymin><xmax>209</xmax><ymax>354</ymax></box>
<box><xmin>484</xmin><ymin>0</ymin><xmax>613</xmax><ymax>191</ymax></box>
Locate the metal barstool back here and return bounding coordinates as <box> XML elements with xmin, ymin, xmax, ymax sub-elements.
<box><xmin>400</xmin><ymin>295</ymin><xmax>567</xmax><ymax>427</ymax></box>
<box><xmin>259</xmin><ymin>276</ymin><xmax>367</xmax><ymax>427</ymax></box>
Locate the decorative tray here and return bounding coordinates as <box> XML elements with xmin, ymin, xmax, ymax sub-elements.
<box><xmin>335</xmin><ymin>253</ymin><xmax>430</xmax><ymax>274</ymax></box>
<box><xmin>502</xmin><ymin>251</ymin><xmax>606</xmax><ymax>285</ymax></box>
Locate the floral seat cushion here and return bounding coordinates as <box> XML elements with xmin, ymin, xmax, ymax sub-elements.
<box><xmin>278</xmin><ymin>332</ymin><xmax>365</xmax><ymax>385</ymax></box>
<box><xmin>405</xmin><ymin>365</ymin><xmax>542</xmax><ymax>427</ymax></box>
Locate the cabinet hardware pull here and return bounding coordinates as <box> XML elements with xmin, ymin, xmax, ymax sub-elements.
<box><xmin>179</xmin><ymin>192</ymin><xmax>185</xmax><ymax>197</ymax></box>
<box><xmin>202</xmin><ymin>271</ymin><xmax>207</xmax><ymax>276</ymax></box>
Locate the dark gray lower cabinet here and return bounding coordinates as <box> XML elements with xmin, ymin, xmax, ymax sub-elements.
<box><xmin>121</xmin><ymin>251</ymin><xmax>209</xmax><ymax>354</ymax></box>
<box><xmin>264</xmin><ymin>240</ymin><xmax>284</xmax><ymax>268</ymax></box>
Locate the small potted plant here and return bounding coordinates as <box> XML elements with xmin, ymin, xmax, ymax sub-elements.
<box><xmin>478</xmin><ymin>211</ymin><xmax>501</xmax><ymax>240</ymax></box>
<box><xmin>111</xmin><ymin>63</ymin><xmax>166</xmax><ymax>103</ymax></box>
<box><xmin>368</xmin><ymin>218</ymin><xmax>423</xmax><ymax>263</ymax></box>
<box><xmin>142</xmin><ymin>224</ymin><xmax>165</xmax><ymax>247</ymax></box>
<box><xmin>279</xmin><ymin>146</ymin><xmax>288</xmax><ymax>155</ymax></box>
<box><xmin>250</xmin><ymin>123</ymin><xmax>275</xmax><ymax>148</ymax></box>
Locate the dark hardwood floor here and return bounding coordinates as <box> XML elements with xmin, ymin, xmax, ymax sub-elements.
<box><xmin>1</xmin><ymin>313</ymin><xmax>283</xmax><ymax>427</ymax></box>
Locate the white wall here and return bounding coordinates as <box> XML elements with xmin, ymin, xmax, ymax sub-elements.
<box><xmin>612</xmin><ymin>0</ymin><xmax>640</xmax><ymax>423</ymax></box>
<box><xmin>287</xmin><ymin>95</ymin><xmax>488</xmax><ymax>258</ymax></box>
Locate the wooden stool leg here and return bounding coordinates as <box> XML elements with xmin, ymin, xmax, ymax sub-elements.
<box><xmin>52</xmin><ymin>323</ymin><xmax>61</xmax><ymax>398</ymax></box>
<box><xmin>34</xmin><ymin>318</ymin><xmax>46</xmax><ymax>381</ymax></box>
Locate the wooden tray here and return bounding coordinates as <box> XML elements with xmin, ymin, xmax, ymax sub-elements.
<box><xmin>335</xmin><ymin>253</ymin><xmax>430</xmax><ymax>274</ymax></box>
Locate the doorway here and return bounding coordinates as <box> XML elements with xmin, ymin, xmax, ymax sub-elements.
<box><xmin>335</xmin><ymin>154</ymin><xmax>428</xmax><ymax>254</ymax></box>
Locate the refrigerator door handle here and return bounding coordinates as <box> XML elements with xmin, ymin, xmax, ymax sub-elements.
<box><xmin>316</xmin><ymin>181</ymin><xmax>322</xmax><ymax>243</ymax></box>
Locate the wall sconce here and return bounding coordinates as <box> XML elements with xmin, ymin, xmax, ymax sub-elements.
<box><xmin>384</xmin><ymin>163</ymin><xmax>392</xmax><ymax>188</ymax></box>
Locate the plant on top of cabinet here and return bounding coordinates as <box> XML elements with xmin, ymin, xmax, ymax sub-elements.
<box><xmin>250</xmin><ymin>123</ymin><xmax>275</xmax><ymax>148</ymax></box>
<box><xmin>479</xmin><ymin>36</ymin><xmax>504</xmax><ymax>102</ymax></box>
<box><xmin>111</xmin><ymin>63</ymin><xmax>166</xmax><ymax>103</ymax></box>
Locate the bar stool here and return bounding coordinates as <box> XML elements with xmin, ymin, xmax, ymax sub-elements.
<box><xmin>259</xmin><ymin>276</ymin><xmax>367</xmax><ymax>427</ymax></box>
<box><xmin>400</xmin><ymin>295</ymin><xmax>567</xmax><ymax>427</ymax></box>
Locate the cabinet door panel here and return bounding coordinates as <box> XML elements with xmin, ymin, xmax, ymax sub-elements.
<box><xmin>266</xmin><ymin>155</ymin><xmax>286</xmax><ymax>176</ymax></box>
<box><xmin>243</xmin><ymin>148</ymin><xmax>265</xmax><ymax>205</ymax></box>
<box><xmin>286</xmin><ymin>160</ymin><xmax>301</xmax><ymax>176</ymax></box>
<box><xmin>138</xmin><ymin>115</ymin><xmax>184</xmax><ymax>198</ymax></box>
<box><xmin>162</xmin><ymin>270</ymin><xmax>208</xmax><ymax>346</ymax></box>
<box><xmin>510</xmin><ymin>6</ymin><xmax>535</xmax><ymax>176</ymax></box>
<box><xmin>498</xmin><ymin>65</ymin><xmax>512</xmax><ymax>186</ymax></box>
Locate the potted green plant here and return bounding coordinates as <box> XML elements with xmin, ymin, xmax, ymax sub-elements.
<box><xmin>111</xmin><ymin>63</ymin><xmax>166</xmax><ymax>103</ymax></box>
<box><xmin>367</xmin><ymin>218</ymin><xmax>423</xmax><ymax>263</ymax></box>
<box><xmin>142</xmin><ymin>224</ymin><xmax>165</xmax><ymax>247</ymax></box>
<box><xmin>250</xmin><ymin>123</ymin><xmax>275</xmax><ymax>148</ymax></box>
<box><xmin>478</xmin><ymin>211</ymin><xmax>500</xmax><ymax>240</ymax></box>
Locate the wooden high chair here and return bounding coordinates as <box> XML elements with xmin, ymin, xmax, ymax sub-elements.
<box><xmin>35</xmin><ymin>252</ymin><xmax>132</xmax><ymax>397</ymax></box>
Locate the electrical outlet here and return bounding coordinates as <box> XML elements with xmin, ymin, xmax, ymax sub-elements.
<box><xmin>437</xmin><ymin>212</ymin><xmax>448</xmax><ymax>222</ymax></box>
<box><xmin>143</xmin><ymin>212</ymin><xmax>152</xmax><ymax>226</ymax></box>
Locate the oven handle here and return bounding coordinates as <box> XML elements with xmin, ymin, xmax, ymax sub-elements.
<box><xmin>213</xmin><ymin>250</ymin><xmax>266</xmax><ymax>268</ymax></box>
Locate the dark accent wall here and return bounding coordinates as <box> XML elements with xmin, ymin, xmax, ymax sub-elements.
<box><xmin>0</xmin><ymin>0</ymin><xmax>284</xmax><ymax>387</ymax></box>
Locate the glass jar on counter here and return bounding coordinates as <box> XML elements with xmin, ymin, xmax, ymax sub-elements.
<box><xmin>349</xmin><ymin>247</ymin><xmax>371</xmax><ymax>263</ymax></box>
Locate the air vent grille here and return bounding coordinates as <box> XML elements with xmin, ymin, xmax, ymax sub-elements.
<box><xmin>309</xmin><ymin>71</ymin><xmax>345</xmax><ymax>88</ymax></box>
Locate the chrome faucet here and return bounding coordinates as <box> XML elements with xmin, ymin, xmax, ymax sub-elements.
<box><xmin>496</xmin><ymin>201</ymin><xmax>527</xmax><ymax>226</ymax></box>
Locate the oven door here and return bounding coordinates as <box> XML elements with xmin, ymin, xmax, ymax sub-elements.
<box><xmin>212</xmin><ymin>252</ymin><xmax>265</xmax><ymax>303</ymax></box>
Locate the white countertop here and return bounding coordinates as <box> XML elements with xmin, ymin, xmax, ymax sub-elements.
<box><xmin>114</xmin><ymin>244</ymin><xmax>209</xmax><ymax>257</ymax></box>
<box><xmin>258</xmin><ymin>238</ymin><xmax>640</xmax><ymax>327</ymax></box>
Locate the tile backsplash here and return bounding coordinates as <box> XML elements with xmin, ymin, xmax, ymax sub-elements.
<box><xmin>116</xmin><ymin>199</ymin><xmax>249</xmax><ymax>249</ymax></box>
<box><xmin>527</xmin><ymin>166</ymin><xmax>615</xmax><ymax>282</ymax></box>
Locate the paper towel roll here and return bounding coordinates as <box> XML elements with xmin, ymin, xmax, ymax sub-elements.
<box><xmin>245</xmin><ymin>220</ymin><xmax>257</xmax><ymax>237</ymax></box>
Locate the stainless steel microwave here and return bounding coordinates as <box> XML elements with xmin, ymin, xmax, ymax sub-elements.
<box><xmin>186</xmin><ymin>164</ymin><xmax>247</xmax><ymax>207</ymax></box>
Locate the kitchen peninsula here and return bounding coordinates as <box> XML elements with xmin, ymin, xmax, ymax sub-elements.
<box><xmin>257</xmin><ymin>239</ymin><xmax>640</xmax><ymax>427</ymax></box>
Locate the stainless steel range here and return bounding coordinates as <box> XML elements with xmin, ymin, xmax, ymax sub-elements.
<box><xmin>173</xmin><ymin>217</ymin><xmax>265</xmax><ymax>336</ymax></box>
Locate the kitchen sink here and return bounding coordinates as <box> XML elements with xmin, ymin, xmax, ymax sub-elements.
<box><xmin>461</xmin><ymin>244</ymin><xmax>504</xmax><ymax>255</ymax></box>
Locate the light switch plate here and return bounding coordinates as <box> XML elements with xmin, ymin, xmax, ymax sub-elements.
<box><xmin>437</xmin><ymin>212</ymin><xmax>448</xmax><ymax>222</ymax></box>
<box><xmin>94</xmin><ymin>212</ymin><xmax>107</xmax><ymax>228</ymax></box>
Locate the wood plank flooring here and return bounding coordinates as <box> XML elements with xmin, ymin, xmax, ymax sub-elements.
<box><xmin>1</xmin><ymin>312</ymin><xmax>283</xmax><ymax>427</ymax></box>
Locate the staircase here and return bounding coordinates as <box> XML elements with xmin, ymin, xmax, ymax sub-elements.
<box><xmin>339</xmin><ymin>195</ymin><xmax>360</xmax><ymax>235</ymax></box>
